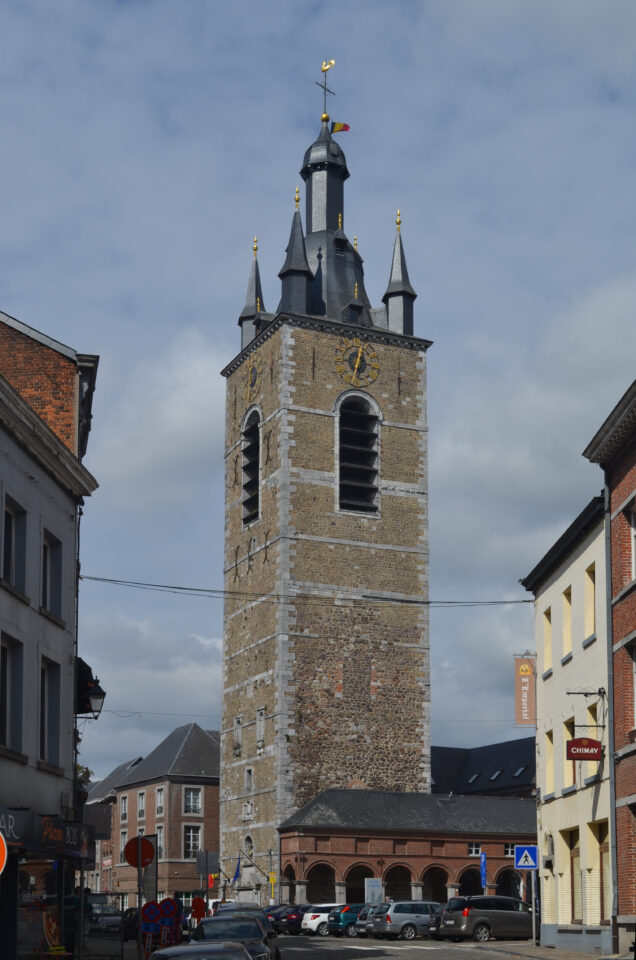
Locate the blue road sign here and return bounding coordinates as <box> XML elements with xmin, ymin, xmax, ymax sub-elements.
<box><xmin>514</xmin><ymin>845</ymin><xmax>538</xmax><ymax>870</ymax></box>
<box><xmin>480</xmin><ymin>851</ymin><xmax>487</xmax><ymax>887</ymax></box>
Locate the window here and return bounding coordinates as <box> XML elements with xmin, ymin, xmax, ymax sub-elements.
<box><xmin>245</xmin><ymin>835</ymin><xmax>254</xmax><ymax>858</ymax></box>
<box><xmin>543</xmin><ymin>607</ymin><xmax>552</xmax><ymax>671</ymax></box>
<box><xmin>233</xmin><ymin>716</ymin><xmax>242</xmax><ymax>756</ymax></box>
<box><xmin>513</xmin><ymin>765</ymin><xmax>526</xmax><ymax>778</ymax></box>
<box><xmin>562</xmin><ymin>587</ymin><xmax>572</xmax><ymax>657</ymax></box>
<box><xmin>242</xmin><ymin>801</ymin><xmax>254</xmax><ymax>821</ymax></box>
<box><xmin>184</xmin><ymin>787</ymin><xmax>201</xmax><ymax>815</ymax></box>
<box><xmin>184</xmin><ymin>825</ymin><xmax>201</xmax><ymax>859</ymax></box>
<box><xmin>138</xmin><ymin>792</ymin><xmax>145</xmax><ymax>819</ymax></box>
<box><xmin>120</xmin><ymin>796</ymin><xmax>128</xmax><ymax>822</ymax></box>
<box><xmin>468</xmin><ymin>842</ymin><xmax>481</xmax><ymax>856</ymax></box>
<box><xmin>338</xmin><ymin>396</ymin><xmax>379</xmax><ymax>513</ymax></box>
<box><xmin>567</xmin><ymin>828</ymin><xmax>581</xmax><ymax>922</ymax></box>
<box><xmin>41</xmin><ymin>530</ymin><xmax>62</xmax><ymax>618</ymax></box>
<box><xmin>2</xmin><ymin>497</ymin><xmax>26</xmax><ymax>593</ymax></box>
<box><xmin>156</xmin><ymin>787</ymin><xmax>164</xmax><ymax>816</ymax></box>
<box><xmin>39</xmin><ymin>658</ymin><xmax>60</xmax><ymax>764</ymax></box>
<box><xmin>584</xmin><ymin>564</ymin><xmax>596</xmax><ymax>639</ymax></box>
<box><xmin>0</xmin><ymin>634</ymin><xmax>23</xmax><ymax>752</ymax></box>
<box><xmin>545</xmin><ymin>730</ymin><xmax>554</xmax><ymax>794</ymax></box>
<box><xmin>120</xmin><ymin>830</ymin><xmax>128</xmax><ymax>863</ymax></box>
<box><xmin>489</xmin><ymin>769</ymin><xmax>502</xmax><ymax>781</ymax></box>
<box><xmin>587</xmin><ymin>703</ymin><xmax>599</xmax><ymax>778</ymax></box>
<box><xmin>256</xmin><ymin>708</ymin><xmax>265</xmax><ymax>748</ymax></box>
<box><xmin>467</xmin><ymin>772</ymin><xmax>479</xmax><ymax>784</ymax></box>
<box><xmin>138</xmin><ymin>828</ymin><xmax>144</xmax><ymax>837</ymax></box>
<box><xmin>564</xmin><ymin>718</ymin><xmax>576</xmax><ymax>788</ymax></box>
<box><xmin>157</xmin><ymin>825</ymin><xmax>164</xmax><ymax>859</ymax></box>
<box><xmin>244</xmin><ymin>768</ymin><xmax>253</xmax><ymax>793</ymax></box>
<box><xmin>504</xmin><ymin>843</ymin><xmax>515</xmax><ymax>857</ymax></box>
<box><xmin>242</xmin><ymin>411</ymin><xmax>260</xmax><ymax>525</ymax></box>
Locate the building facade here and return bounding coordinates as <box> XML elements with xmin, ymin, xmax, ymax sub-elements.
<box><xmin>221</xmin><ymin>107</ymin><xmax>431</xmax><ymax>891</ymax></box>
<box><xmin>522</xmin><ymin>496</ymin><xmax>612</xmax><ymax>953</ymax></box>
<box><xmin>89</xmin><ymin>724</ymin><xmax>220</xmax><ymax>909</ymax></box>
<box><xmin>0</xmin><ymin>311</ymin><xmax>98</xmax><ymax>959</ymax></box>
<box><xmin>584</xmin><ymin>379</ymin><xmax>636</xmax><ymax>953</ymax></box>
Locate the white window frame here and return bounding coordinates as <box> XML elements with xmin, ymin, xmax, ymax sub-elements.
<box><xmin>120</xmin><ymin>830</ymin><xmax>128</xmax><ymax>863</ymax></box>
<box><xmin>156</xmin><ymin>786</ymin><xmax>164</xmax><ymax>816</ymax></box>
<box><xmin>157</xmin><ymin>824</ymin><xmax>164</xmax><ymax>860</ymax></box>
<box><xmin>504</xmin><ymin>843</ymin><xmax>515</xmax><ymax>857</ymax></box>
<box><xmin>468</xmin><ymin>841</ymin><xmax>481</xmax><ymax>857</ymax></box>
<box><xmin>183</xmin><ymin>786</ymin><xmax>202</xmax><ymax>815</ymax></box>
<box><xmin>183</xmin><ymin>824</ymin><xmax>201</xmax><ymax>860</ymax></box>
<box><xmin>138</xmin><ymin>791</ymin><xmax>145</xmax><ymax>820</ymax></box>
<box><xmin>120</xmin><ymin>795</ymin><xmax>128</xmax><ymax>822</ymax></box>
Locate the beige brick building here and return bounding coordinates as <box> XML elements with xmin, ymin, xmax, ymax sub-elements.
<box><xmin>220</xmin><ymin>108</ymin><xmax>432</xmax><ymax>899</ymax></box>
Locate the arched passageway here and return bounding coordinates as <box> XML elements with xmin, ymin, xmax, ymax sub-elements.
<box><xmin>496</xmin><ymin>868</ymin><xmax>521</xmax><ymax>898</ymax></box>
<box><xmin>384</xmin><ymin>865</ymin><xmax>411</xmax><ymax>900</ymax></box>
<box><xmin>306</xmin><ymin>863</ymin><xmax>335</xmax><ymax>903</ymax></box>
<box><xmin>283</xmin><ymin>864</ymin><xmax>296</xmax><ymax>904</ymax></box>
<box><xmin>345</xmin><ymin>864</ymin><xmax>374</xmax><ymax>903</ymax></box>
<box><xmin>422</xmin><ymin>866</ymin><xmax>448</xmax><ymax>902</ymax></box>
<box><xmin>458</xmin><ymin>867</ymin><xmax>481</xmax><ymax>896</ymax></box>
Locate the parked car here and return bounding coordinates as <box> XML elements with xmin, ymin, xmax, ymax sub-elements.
<box><xmin>272</xmin><ymin>905</ymin><xmax>311</xmax><ymax>934</ymax></box>
<box><xmin>354</xmin><ymin>904</ymin><xmax>375</xmax><ymax>937</ymax></box>
<box><xmin>190</xmin><ymin>915</ymin><xmax>280</xmax><ymax>960</ymax></box>
<box><xmin>438</xmin><ymin>895</ymin><xmax>533</xmax><ymax>942</ymax></box>
<box><xmin>363</xmin><ymin>903</ymin><xmax>385</xmax><ymax>936</ymax></box>
<box><xmin>151</xmin><ymin>944</ymin><xmax>252</xmax><ymax>960</ymax></box>
<box><xmin>122</xmin><ymin>907</ymin><xmax>139</xmax><ymax>941</ymax></box>
<box><xmin>428</xmin><ymin>903</ymin><xmax>447</xmax><ymax>940</ymax></box>
<box><xmin>372</xmin><ymin>900</ymin><xmax>440</xmax><ymax>940</ymax></box>
<box><xmin>301</xmin><ymin>904</ymin><xmax>341</xmax><ymax>936</ymax></box>
<box><xmin>327</xmin><ymin>903</ymin><xmax>366</xmax><ymax>937</ymax></box>
<box><xmin>90</xmin><ymin>903</ymin><xmax>122</xmax><ymax>935</ymax></box>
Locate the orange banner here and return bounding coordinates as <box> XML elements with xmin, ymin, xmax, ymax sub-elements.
<box><xmin>514</xmin><ymin>656</ymin><xmax>536</xmax><ymax>726</ymax></box>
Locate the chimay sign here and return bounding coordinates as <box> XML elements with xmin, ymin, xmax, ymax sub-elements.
<box><xmin>566</xmin><ymin>737</ymin><xmax>602</xmax><ymax>761</ymax></box>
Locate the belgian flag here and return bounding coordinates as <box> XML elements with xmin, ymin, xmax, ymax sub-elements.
<box><xmin>331</xmin><ymin>122</ymin><xmax>350</xmax><ymax>133</ymax></box>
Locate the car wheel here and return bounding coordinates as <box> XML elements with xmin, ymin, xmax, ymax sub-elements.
<box><xmin>400</xmin><ymin>924</ymin><xmax>417</xmax><ymax>941</ymax></box>
<box><xmin>345</xmin><ymin>924</ymin><xmax>358</xmax><ymax>938</ymax></box>
<box><xmin>317</xmin><ymin>922</ymin><xmax>329</xmax><ymax>937</ymax></box>
<box><xmin>473</xmin><ymin>924</ymin><xmax>491</xmax><ymax>943</ymax></box>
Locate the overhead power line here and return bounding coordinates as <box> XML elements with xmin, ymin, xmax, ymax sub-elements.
<box><xmin>80</xmin><ymin>574</ymin><xmax>532</xmax><ymax>608</ymax></box>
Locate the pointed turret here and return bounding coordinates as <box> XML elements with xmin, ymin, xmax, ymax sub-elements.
<box><xmin>239</xmin><ymin>237</ymin><xmax>267</xmax><ymax>349</ymax></box>
<box><xmin>382</xmin><ymin>211</ymin><xmax>417</xmax><ymax>336</ymax></box>
<box><xmin>278</xmin><ymin>188</ymin><xmax>313</xmax><ymax>315</ymax></box>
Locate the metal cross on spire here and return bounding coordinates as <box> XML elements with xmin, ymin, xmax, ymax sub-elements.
<box><xmin>316</xmin><ymin>59</ymin><xmax>335</xmax><ymax>118</ymax></box>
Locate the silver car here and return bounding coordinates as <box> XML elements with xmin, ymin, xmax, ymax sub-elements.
<box><xmin>372</xmin><ymin>901</ymin><xmax>440</xmax><ymax>940</ymax></box>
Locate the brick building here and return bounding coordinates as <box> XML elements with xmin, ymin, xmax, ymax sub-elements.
<box><xmin>584</xmin><ymin>379</ymin><xmax>636</xmax><ymax>953</ymax></box>
<box><xmin>87</xmin><ymin>723</ymin><xmax>220</xmax><ymax>908</ymax></box>
<box><xmin>0</xmin><ymin>310</ymin><xmax>99</xmax><ymax>959</ymax></box>
<box><xmin>221</xmin><ymin>98</ymin><xmax>431</xmax><ymax>896</ymax></box>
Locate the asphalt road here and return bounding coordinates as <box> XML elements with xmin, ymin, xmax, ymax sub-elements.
<box><xmin>277</xmin><ymin>934</ymin><xmax>530</xmax><ymax>960</ymax></box>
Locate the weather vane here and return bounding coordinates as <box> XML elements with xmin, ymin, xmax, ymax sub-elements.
<box><xmin>316</xmin><ymin>59</ymin><xmax>335</xmax><ymax>118</ymax></box>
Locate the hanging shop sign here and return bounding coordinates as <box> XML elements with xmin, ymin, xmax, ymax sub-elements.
<box><xmin>567</xmin><ymin>737</ymin><xmax>602</xmax><ymax>761</ymax></box>
<box><xmin>514</xmin><ymin>655</ymin><xmax>536</xmax><ymax>726</ymax></box>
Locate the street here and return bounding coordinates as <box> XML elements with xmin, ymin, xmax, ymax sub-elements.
<box><xmin>274</xmin><ymin>935</ymin><xmax>535</xmax><ymax>960</ymax></box>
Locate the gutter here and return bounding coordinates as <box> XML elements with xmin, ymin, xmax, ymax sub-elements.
<box><xmin>603</xmin><ymin>480</ymin><xmax>619</xmax><ymax>953</ymax></box>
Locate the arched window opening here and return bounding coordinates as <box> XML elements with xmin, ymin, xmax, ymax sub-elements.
<box><xmin>339</xmin><ymin>396</ymin><xmax>379</xmax><ymax>513</ymax></box>
<box><xmin>242</xmin><ymin>411</ymin><xmax>260</xmax><ymax>525</ymax></box>
<box><xmin>244</xmin><ymin>835</ymin><xmax>254</xmax><ymax>858</ymax></box>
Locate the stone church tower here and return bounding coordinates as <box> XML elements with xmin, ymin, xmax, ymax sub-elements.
<box><xmin>220</xmin><ymin>96</ymin><xmax>432</xmax><ymax>894</ymax></box>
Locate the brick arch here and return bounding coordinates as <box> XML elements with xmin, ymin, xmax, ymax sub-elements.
<box><xmin>457</xmin><ymin>866</ymin><xmax>482</xmax><ymax>896</ymax></box>
<box><xmin>344</xmin><ymin>863</ymin><xmax>375</xmax><ymax>903</ymax></box>
<box><xmin>333</xmin><ymin>388</ymin><xmax>383</xmax><ymax>421</ymax></box>
<box><xmin>305</xmin><ymin>861</ymin><xmax>335</xmax><ymax>903</ymax></box>
<box><xmin>494</xmin><ymin>866</ymin><xmax>522</xmax><ymax>898</ymax></box>
<box><xmin>421</xmin><ymin>865</ymin><xmax>448</xmax><ymax>901</ymax></box>
<box><xmin>384</xmin><ymin>863</ymin><xmax>412</xmax><ymax>900</ymax></box>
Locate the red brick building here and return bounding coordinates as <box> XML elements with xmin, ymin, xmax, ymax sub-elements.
<box><xmin>86</xmin><ymin>723</ymin><xmax>220</xmax><ymax>909</ymax></box>
<box><xmin>584</xmin><ymin>379</ymin><xmax>636</xmax><ymax>952</ymax></box>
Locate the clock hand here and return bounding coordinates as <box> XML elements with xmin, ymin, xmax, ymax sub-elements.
<box><xmin>353</xmin><ymin>345</ymin><xmax>363</xmax><ymax>382</ymax></box>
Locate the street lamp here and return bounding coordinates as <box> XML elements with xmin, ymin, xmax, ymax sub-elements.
<box><xmin>87</xmin><ymin>678</ymin><xmax>106</xmax><ymax>720</ymax></box>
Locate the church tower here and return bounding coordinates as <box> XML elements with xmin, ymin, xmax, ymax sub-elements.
<box><xmin>220</xmin><ymin>72</ymin><xmax>431</xmax><ymax>895</ymax></box>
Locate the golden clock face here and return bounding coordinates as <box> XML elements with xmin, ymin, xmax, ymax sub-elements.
<box><xmin>244</xmin><ymin>352</ymin><xmax>263</xmax><ymax>403</ymax></box>
<box><xmin>334</xmin><ymin>336</ymin><xmax>380</xmax><ymax>388</ymax></box>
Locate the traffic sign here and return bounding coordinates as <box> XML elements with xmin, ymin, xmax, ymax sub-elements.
<box><xmin>141</xmin><ymin>901</ymin><xmax>161</xmax><ymax>922</ymax></box>
<box><xmin>0</xmin><ymin>832</ymin><xmax>6</xmax><ymax>876</ymax></box>
<box><xmin>514</xmin><ymin>845</ymin><xmax>538</xmax><ymax>869</ymax></box>
<box><xmin>480</xmin><ymin>852</ymin><xmax>487</xmax><ymax>887</ymax></box>
<box><xmin>124</xmin><ymin>836</ymin><xmax>155</xmax><ymax>868</ymax></box>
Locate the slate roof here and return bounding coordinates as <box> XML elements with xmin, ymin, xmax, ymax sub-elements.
<box><xmin>279</xmin><ymin>788</ymin><xmax>536</xmax><ymax>836</ymax></box>
<box><xmin>431</xmin><ymin>736</ymin><xmax>535</xmax><ymax>797</ymax></box>
<box><xmin>86</xmin><ymin>757</ymin><xmax>143</xmax><ymax>803</ymax></box>
<box><xmin>115</xmin><ymin>723</ymin><xmax>220</xmax><ymax>788</ymax></box>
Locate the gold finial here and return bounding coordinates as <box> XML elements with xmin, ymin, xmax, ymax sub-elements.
<box><xmin>354</xmin><ymin>236</ymin><xmax>358</xmax><ymax>251</ymax></box>
<box><xmin>321</xmin><ymin>112</ymin><xmax>330</xmax><ymax>122</ymax></box>
<box><xmin>396</xmin><ymin>210</ymin><xmax>401</xmax><ymax>232</ymax></box>
<box><xmin>338</xmin><ymin>212</ymin><xmax>342</xmax><ymax>230</ymax></box>
<box><xmin>295</xmin><ymin>186</ymin><xmax>300</xmax><ymax>211</ymax></box>
<box><xmin>354</xmin><ymin>281</ymin><xmax>359</xmax><ymax>299</ymax></box>
<box><xmin>253</xmin><ymin>236</ymin><xmax>258</xmax><ymax>258</ymax></box>
<box><xmin>256</xmin><ymin>297</ymin><xmax>261</xmax><ymax>313</ymax></box>
<box><xmin>321</xmin><ymin>59</ymin><xmax>335</xmax><ymax>73</ymax></box>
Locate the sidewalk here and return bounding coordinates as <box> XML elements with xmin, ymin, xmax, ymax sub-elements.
<box><xmin>480</xmin><ymin>940</ymin><xmax>630</xmax><ymax>960</ymax></box>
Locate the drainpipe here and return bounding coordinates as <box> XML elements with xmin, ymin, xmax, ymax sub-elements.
<box><xmin>603</xmin><ymin>481</ymin><xmax>619</xmax><ymax>953</ymax></box>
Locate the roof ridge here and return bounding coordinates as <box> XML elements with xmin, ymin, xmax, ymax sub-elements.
<box><xmin>166</xmin><ymin>721</ymin><xmax>198</xmax><ymax>776</ymax></box>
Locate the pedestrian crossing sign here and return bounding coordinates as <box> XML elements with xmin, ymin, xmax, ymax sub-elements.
<box><xmin>514</xmin><ymin>845</ymin><xmax>538</xmax><ymax>869</ymax></box>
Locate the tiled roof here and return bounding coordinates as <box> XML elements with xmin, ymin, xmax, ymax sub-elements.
<box><xmin>115</xmin><ymin>723</ymin><xmax>220</xmax><ymax>788</ymax></box>
<box><xmin>432</xmin><ymin>736</ymin><xmax>535</xmax><ymax>796</ymax></box>
<box><xmin>86</xmin><ymin>757</ymin><xmax>143</xmax><ymax>803</ymax></box>
<box><xmin>279</xmin><ymin>788</ymin><xmax>536</xmax><ymax>835</ymax></box>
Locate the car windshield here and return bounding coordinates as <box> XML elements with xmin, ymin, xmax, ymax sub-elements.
<box><xmin>196</xmin><ymin>919</ymin><xmax>263</xmax><ymax>941</ymax></box>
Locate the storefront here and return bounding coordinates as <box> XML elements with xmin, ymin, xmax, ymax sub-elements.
<box><xmin>0</xmin><ymin>804</ymin><xmax>95</xmax><ymax>959</ymax></box>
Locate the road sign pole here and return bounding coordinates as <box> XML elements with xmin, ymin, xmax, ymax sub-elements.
<box><xmin>137</xmin><ymin>836</ymin><xmax>143</xmax><ymax>960</ymax></box>
<box><xmin>532</xmin><ymin>870</ymin><xmax>536</xmax><ymax>945</ymax></box>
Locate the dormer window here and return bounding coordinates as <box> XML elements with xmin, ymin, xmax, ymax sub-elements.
<box><xmin>513</xmin><ymin>765</ymin><xmax>526</xmax><ymax>778</ymax></box>
<box><xmin>467</xmin><ymin>772</ymin><xmax>479</xmax><ymax>784</ymax></box>
<box><xmin>489</xmin><ymin>769</ymin><xmax>502</xmax><ymax>781</ymax></box>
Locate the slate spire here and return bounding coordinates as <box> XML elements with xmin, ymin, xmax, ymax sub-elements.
<box><xmin>278</xmin><ymin>187</ymin><xmax>313</xmax><ymax>315</ymax></box>
<box><xmin>382</xmin><ymin>211</ymin><xmax>417</xmax><ymax>336</ymax></box>
<box><xmin>239</xmin><ymin>237</ymin><xmax>266</xmax><ymax>349</ymax></box>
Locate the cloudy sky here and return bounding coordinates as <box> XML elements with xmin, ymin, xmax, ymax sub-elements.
<box><xmin>2</xmin><ymin>0</ymin><xmax>635</xmax><ymax>779</ymax></box>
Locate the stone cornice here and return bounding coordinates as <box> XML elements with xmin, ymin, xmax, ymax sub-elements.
<box><xmin>221</xmin><ymin>312</ymin><xmax>433</xmax><ymax>378</ymax></box>
<box><xmin>0</xmin><ymin>373</ymin><xmax>98</xmax><ymax>500</ymax></box>
<box><xmin>583</xmin><ymin>379</ymin><xmax>636</xmax><ymax>467</ymax></box>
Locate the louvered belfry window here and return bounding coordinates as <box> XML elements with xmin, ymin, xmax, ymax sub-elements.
<box><xmin>339</xmin><ymin>396</ymin><xmax>379</xmax><ymax>513</ymax></box>
<box><xmin>242</xmin><ymin>411</ymin><xmax>260</xmax><ymax>525</ymax></box>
